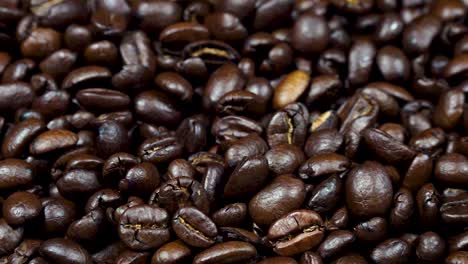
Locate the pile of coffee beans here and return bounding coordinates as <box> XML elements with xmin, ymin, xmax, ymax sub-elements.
<box><xmin>0</xmin><ymin>0</ymin><xmax>467</xmax><ymax>263</ymax></box>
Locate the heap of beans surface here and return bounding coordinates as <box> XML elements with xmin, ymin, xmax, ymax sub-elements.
<box><xmin>0</xmin><ymin>0</ymin><xmax>467</xmax><ymax>263</ymax></box>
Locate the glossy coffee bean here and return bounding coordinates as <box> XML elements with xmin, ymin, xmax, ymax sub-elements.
<box><xmin>0</xmin><ymin>159</ymin><xmax>34</xmax><ymax>190</ymax></box>
<box><xmin>3</xmin><ymin>191</ymin><xmax>41</xmax><ymax>225</ymax></box>
<box><xmin>273</xmin><ymin>70</ymin><xmax>310</xmax><ymax>109</ymax></box>
<box><xmin>151</xmin><ymin>240</ymin><xmax>191</xmax><ymax>264</ymax></box>
<box><xmin>193</xmin><ymin>241</ymin><xmax>257</xmax><ymax>264</ymax></box>
<box><xmin>118</xmin><ymin>205</ymin><xmax>170</xmax><ymax>251</ymax></box>
<box><xmin>416</xmin><ymin>232</ymin><xmax>446</xmax><ymax>262</ymax></box>
<box><xmin>268</xmin><ymin>210</ymin><xmax>324</xmax><ymax>256</ymax></box>
<box><xmin>39</xmin><ymin>238</ymin><xmax>92</xmax><ymax>264</ymax></box>
<box><xmin>249</xmin><ymin>175</ymin><xmax>306</xmax><ymax>226</ymax></box>
<box><xmin>371</xmin><ymin>239</ymin><xmax>411</xmax><ymax>264</ymax></box>
<box><xmin>172</xmin><ymin>206</ymin><xmax>217</xmax><ymax>248</ymax></box>
<box><xmin>265</xmin><ymin>144</ymin><xmax>305</xmax><ymax>175</ymax></box>
<box><xmin>345</xmin><ymin>161</ymin><xmax>393</xmax><ymax>218</ymax></box>
<box><xmin>0</xmin><ymin>218</ymin><xmax>23</xmax><ymax>255</ymax></box>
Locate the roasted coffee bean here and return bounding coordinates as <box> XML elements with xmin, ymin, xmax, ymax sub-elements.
<box><xmin>61</xmin><ymin>66</ymin><xmax>112</xmax><ymax>91</ymax></box>
<box><xmin>362</xmin><ymin>128</ymin><xmax>415</xmax><ymax>164</ymax></box>
<box><xmin>159</xmin><ymin>22</ymin><xmax>209</xmax><ymax>56</ymax></box>
<box><xmin>370</xmin><ymin>239</ymin><xmax>411</xmax><ymax>264</ymax></box>
<box><xmin>134</xmin><ymin>90</ymin><xmax>182</xmax><ymax>127</ymax></box>
<box><xmin>42</xmin><ymin>198</ymin><xmax>76</xmax><ymax>235</ymax></box>
<box><xmin>446</xmin><ymin>251</ymin><xmax>468</xmax><ymax>264</ymax></box>
<box><xmin>345</xmin><ymin>161</ymin><xmax>393</xmax><ymax>218</ymax></box>
<box><xmin>273</xmin><ymin>70</ymin><xmax>310</xmax><ymax>109</ymax></box>
<box><xmin>66</xmin><ymin>209</ymin><xmax>106</xmax><ymax>244</ymax></box>
<box><xmin>291</xmin><ymin>14</ymin><xmax>329</xmax><ymax>55</ymax></box>
<box><xmin>172</xmin><ymin>206</ymin><xmax>217</xmax><ymax>248</ymax></box>
<box><xmin>417</xmin><ymin>183</ymin><xmax>440</xmax><ymax>229</ymax></box>
<box><xmin>212</xmin><ymin>203</ymin><xmax>247</xmax><ymax>227</ymax></box>
<box><xmin>249</xmin><ymin>175</ymin><xmax>306</xmax><ymax>226</ymax></box>
<box><xmin>151</xmin><ymin>240</ymin><xmax>192</xmax><ymax>264</ymax></box>
<box><xmin>166</xmin><ymin>159</ymin><xmax>197</xmax><ymax>180</ymax></box>
<box><xmin>102</xmin><ymin>152</ymin><xmax>139</xmax><ymax>186</ymax></box>
<box><xmin>155</xmin><ymin>72</ymin><xmax>193</xmax><ymax>103</ymax></box>
<box><xmin>76</xmin><ymin>88</ymin><xmax>130</xmax><ymax>113</ymax></box>
<box><xmin>433</xmin><ymin>88</ymin><xmax>465</xmax><ymax>130</ymax></box>
<box><xmin>307</xmin><ymin>175</ymin><xmax>343</xmax><ymax>214</ymax></box>
<box><xmin>267</xmin><ymin>106</ymin><xmax>307</xmax><ymax>148</ymax></box>
<box><xmin>267</xmin><ymin>209</ymin><xmax>324</xmax><ymax>256</ymax></box>
<box><xmin>119</xmin><ymin>162</ymin><xmax>159</xmax><ymax>197</ymax></box>
<box><xmin>354</xmin><ymin>217</ymin><xmax>388</xmax><ymax>242</ymax></box>
<box><xmin>265</xmin><ymin>144</ymin><xmax>305</xmax><ymax>175</ymax></box>
<box><xmin>8</xmin><ymin>239</ymin><xmax>42</xmax><ymax>264</ymax></box>
<box><xmin>0</xmin><ymin>159</ymin><xmax>34</xmax><ymax>190</ymax></box>
<box><xmin>193</xmin><ymin>241</ymin><xmax>257</xmax><ymax>264</ymax></box>
<box><xmin>390</xmin><ymin>188</ymin><xmax>414</xmax><ymax>231</ymax></box>
<box><xmin>224</xmin><ymin>155</ymin><xmax>269</xmax><ymax>198</ymax></box>
<box><xmin>435</xmin><ymin>153</ymin><xmax>468</xmax><ymax>186</ymax></box>
<box><xmin>150</xmin><ymin>177</ymin><xmax>210</xmax><ymax>215</ymax></box>
<box><xmin>39</xmin><ymin>238</ymin><xmax>92</xmax><ymax>264</ymax></box>
<box><xmin>416</xmin><ymin>232</ymin><xmax>446</xmax><ymax>262</ymax></box>
<box><xmin>403</xmin><ymin>15</ymin><xmax>441</xmax><ymax>54</ymax></box>
<box><xmin>3</xmin><ymin>191</ymin><xmax>41</xmax><ymax>225</ymax></box>
<box><xmin>203</xmin><ymin>63</ymin><xmax>245</xmax><ymax>110</ymax></box>
<box><xmin>225</xmin><ymin>134</ymin><xmax>268</xmax><ymax>168</ymax></box>
<box><xmin>348</xmin><ymin>39</ymin><xmax>376</xmax><ymax>87</ymax></box>
<box><xmin>261</xmin><ymin>256</ymin><xmax>299</xmax><ymax>264</ymax></box>
<box><xmin>212</xmin><ymin>115</ymin><xmax>263</xmax><ymax>146</ymax></box>
<box><xmin>440</xmin><ymin>193</ymin><xmax>468</xmax><ymax>225</ymax></box>
<box><xmin>137</xmin><ymin>134</ymin><xmax>183</xmax><ymax>164</ymax></box>
<box><xmin>299</xmin><ymin>153</ymin><xmax>349</xmax><ymax>180</ymax></box>
<box><xmin>0</xmin><ymin>218</ymin><xmax>23</xmax><ymax>256</ymax></box>
<box><xmin>318</xmin><ymin>230</ymin><xmax>355</xmax><ymax>259</ymax></box>
<box><xmin>118</xmin><ymin>205</ymin><xmax>170</xmax><ymax>251</ymax></box>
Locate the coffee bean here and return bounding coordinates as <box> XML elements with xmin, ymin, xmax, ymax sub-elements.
<box><xmin>193</xmin><ymin>241</ymin><xmax>257</xmax><ymax>264</ymax></box>
<box><xmin>42</xmin><ymin>198</ymin><xmax>76</xmax><ymax>235</ymax></box>
<box><xmin>118</xmin><ymin>205</ymin><xmax>170</xmax><ymax>251</ymax></box>
<box><xmin>273</xmin><ymin>70</ymin><xmax>310</xmax><ymax>109</ymax></box>
<box><xmin>416</xmin><ymin>232</ymin><xmax>446</xmax><ymax>262</ymax></box>
<box><xmin>307</xmin><ymin>175</ymin><xmax>343</xmax><ymax>214</ymax></box>
<box><xmin>370</xmin><ymin>239</ymin><xmax>411</xmax><ymax>264</ymax></box>
<box><xmin>0</xmin><ymin>218</ymin><xmax>24</xmax><ymax>256</ymax></box>
<box><xmin>265</xmin><ymin>144</ymin><xmax>305</xmax><ymax>175</ymax></box>
<box><xmin>390</xmin><ymin>188</ymin><xmax>414</xmax><ymax>231</ymax></box>
<box><xmin>267</xmin><ymin>209</ymin><xmax>324</xmax><ymax>256</ymax></box>
<box><xmin>345</xmin><ymin>161</ymin><xmax>393</xmax><ymax>218</ymax></box>
<box><xmin>134</xmin><ymin>90</ymin><xmax>183</xmax><ymax>127</ymax></box>
<box><xmin>39</xmin><ymin>238</ymin><xmax>92</xmax><ymax>264</ymax></box>
<box><xmin>291</xmin><ymin>14</ymin><xmax>329</xmax><ymax>54</ymax></box>
<box><xmin>3</xmin><ymin>191</ymin><xmax>41</xmax><ymax>225</ymax></box>
<box><xmin>249</xmin><ymin>175</ymin><xmax>306</xmax><ymax>226</ymax></box>
<box><xmin>224</xmin><ymin>155</ymin><xmax>269</xmax><ymax>198</ymax></box>
<box><xmin>318</xmin><ymin>230</ymin><xmax>355</xmax><ymax>259</ymax></box>
<box><xmin>172</xmin><ymin>206</ymin><xmax>217</xmax><ymax>248</ymax></box>
<box><xmin>354</xmin><ymin>217</ymin><xmax>388</xmax><ymax>242</ymax></box>
<box><xmin>212</xmin><ymin>203</ymin><xmax>247</xmax><ymax>227</ymax></box>
<box><xmin>151</xmin><ymin>240</ymin><xmax>192</xmax><ymax>264</ymax></box>
<box><xmin>435</xmin><ymin>153</ymin><xmax>468</xmax><ymax>186</ymax></box>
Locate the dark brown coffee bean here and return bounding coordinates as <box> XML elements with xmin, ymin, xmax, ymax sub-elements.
<box><xmin>224</xmin><ymin>155</ymin><xmax>269</xmax><ymax>198</ymax></box>
<box><xmin>267</xmin><ymin>106</ymin><xmax>307</xmax><ymax>148</ymax></box>
<box><xmin>115</xmin><ymin>250</ymin><xmax>150</xmax><ymax>264</ymax></box>
<box><xmin>440</xmin><ymin>192</ymin><xmax>468</xmax><ymax>225</ymax></box>
<box><xmin>155</xmin><ymin>72</ymin><xmax>193</xmax><ymax>103</ymax></box>
<box><xmin>39</xmin><ymin>49</ymin><xmax>77</xmax><ymax>79</ymax></box>
<box><xmin>21</xmin><ymin>27</ymin><xmax>61</xmax><ymax>59</ymax></box>
<box><xmin>435</xmin><ymin>153</ymin><xmax>468</xmax><ymax>186</ymax></box>
<box><xmin>2</xmin><ymin>118</ymin><xmax>45</xmax><ymax>158</ymax></box>
<box><xmin>416</xmin><ymin>232</ymin><xmax>446</xmax><ymax>263</ymax></box>
<box><xmin>307</xmin><ymin>175</ymin><xmax>343</xmax><ymax>214</ymax></box>
<box><xmin>39</xmin><ymin>238</ymin><xmax>92</xmax><ymax>264</ymax></box>
<box><xmin>42</xmin><ymin>198</ymin><xmax>76</xmax><ymax>235</ymax></box>
<box><xmin>370</xmin><ymin>239</ymin><xmax>411</xmax><ymax>264</ymax></box>
<box><xmin>416</xmin><ymin>183</ymin><xmax>440</xmax><ymax>229</ymax></box>
<box><xmin>390</xmin><ymin>188</ymin><xmax>414</xmax><ymax>230</ymax></box>
<box><xmin>96</xmin><ymin>121</ymin><xmax>129</xmax><ymax>158</ymax></box>
<box><xmin>291</xmin><ymin>14</ymin><xmax>329</xmax><ymax>54</ymax></box>
<box><xmin>137</xmin><ymin>134</ymin><xmax>183</xmax><ymax>164</ymax></box>
<box><xmin>212</xmin><ymin>203</ymin><xmax>247</xmax><ymax>227</ymax></box>
<box><xmin>119</xmin><ymin>162</ymin><xmax>159</xmax><ymax>197</ymax></box>
<box><xmin>348</xmin><ymin>39</ymin><xmax>376</xmax><ymax>87</ymax></box>
<box><xmin>102</xmin><ymin>152</ymin><xmax>139</xmax><ymax>186</ymax></box>
<box><xmin>267</xmin><ymin>209</ymin><xmax>324</xmax><ymax>256</ymax></box>
<box><xmin>203</xmin><ymin>63</ymin><xmax>245</xmax><ymax>110</ymax></box>
<box><xmin>362</xmin><ymin>128</ymin><xmax>416</xmax><ymax>164</ymax></box>
<box><xmin>8</xmin><ymin>239</ymin><xmax>42</xmax><ymax>264</ymax></box>
<box><xmin>172</xmin><ymin>206</ymin><xmax>217</xmax><ymax>248</ymax></box>
<box><xmin>118</xmin><ymin>205</ymin><xmax>170</xmax><ymax>251</ymax></box>
<box><xmin>433</xmin><ymin>88</ymin><xmax>465</xmax><ymax>130</ymax></box>
<box><xmin>0</xmin><ymin>218</ymin><xmax>24</xmax><ymax>256</ymax></box>
<box><xmin>150</xmin><ymin>177</ymin><xmax>210</xmax><ymax>215</ymax></box>
<box><xmin>318</xmin><ymin>230</ymin><xmax>355</xmax><ymax>259</ymax></box>
<box><xmin>3</xmin><ymin>191</ymin><xmax>41</xmax><ymax>225</ymax></box>
<box><xmin>193</xmin><ymin>241</ymin><xmax>257</xmax><ymax>264</ymax></box>
<box><xmin>66</xmin><ymin>209</ymin><xmax>106</xmax><ymax>244</ymax></box>
<box><xmin>446</xmin><ymin>251</ymin><xmax>468</xmax><ymax>264</ymax></box>
<box><xmin>61</xmin><ymin>66</ymin><xmax>112</xmax><ymax>91</ymax></box>
<box><xmin>376</xmin><ymin>45</ymin><xmax>411</xmax><ymax>82</ymax></box>
<box><xmin>134</xmin><ymin>90</ymin><xmax>183</xmax><ymax>127</ymax></box>
<box><xmin>266</xmin><ymin>144</ymin><xmax>305</xmax><ymax>175</ymax></box>
<box><xmin>249</xmin><ymin>175</ymin><xmax>306</xmax><ymax>226</ymax></box>
<box><xmin>0</xmin><ymin>159</ymin><xmax>34</xmax><ymax>190</ymax></box>
<box><xmin>76</xmin><ymin>88</ymin><xmax>130</xmax><ymax>113</ymax></box>
<box><xmin>204</xmin><ymin>12</ymin><xmax>247</xmax><ymax>42</ymax></box>
<box><xmin>151</xmin><ymin>240</ymin><xmax>191</xmax><ymax>264</ymax></box>
<box><xmin>225</xmin><ymin>134</ymin><xmax>268</xmax><ymax>168</ymax></box>
<box><xmin>0</xmin><ymin>82</ymin><xmax>34</xmax><ymax>113</ymax></box>
<box><xmin>403</xmin><ymin>154</ymin><xmax>433</xmax><ymax>192</ymax></box>
<box><xmin>345</xmin><ymin>161</ymin><xmax>393</xmax><ymax>218</ymax></box>
<box><xmin>403</xmin><ymin>15</ymin><xmax>442</xmax><ymax>54</ymax></box>
<box><xmin>299</xmin><ymin>153</ymin><xmax>350</xmax><ymax>180</ymax></box>
<box><xmin>354</xmin><ymin>217</ymin><xmax>388</xmax><ymax>242</ymax></box>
